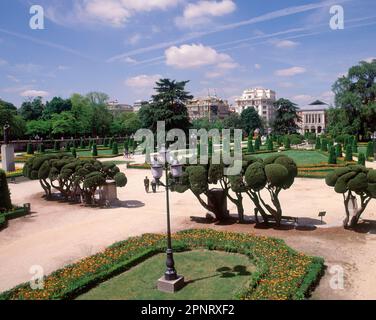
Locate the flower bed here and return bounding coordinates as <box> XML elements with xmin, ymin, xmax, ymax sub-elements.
<box><xmin>0</xmin><ymin>229</ymin><xmax>324</xmax><ymax>300</ymax></box>
<box><xmin>127</xmin><ymin>163</ymin><xmax>151</xmax><ymax>170</ymax></box>
<box><xmin>6</xmin><ymin>169</ymin><xmax>24</xmax><ymax>178</ymax></box>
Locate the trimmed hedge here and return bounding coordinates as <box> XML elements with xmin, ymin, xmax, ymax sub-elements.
<box><xmin>0</xmin><ymin>229</ymin><xmax>324</xmax><ymax>300</ymax></box>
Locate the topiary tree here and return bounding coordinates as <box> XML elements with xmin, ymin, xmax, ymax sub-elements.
<box><xmin>109</xmin><ymin>138</ymin><xmax>114</xmax><ymax>148</ymax></box>
<box><xmin>345</xmin><ymin>144</ymin><xmax>353</xmax><ymax>162</ymax></box>
<box><xmin>244</xmin><ymin>154</ymin><xmax>298</xmax><ymax>226</ymax></box>
<box><xmin>27</xmin><ymin>143</ymin><xmax>34</xmax><ymax>155</ymax></box>
<box><xmin>104</xmin><ymin>138</ymin><xmax>109</xmax><ymax>147</ymax></box>
<box><xmin>0</xmin><ymin>169</ymin><xmax>12</xmax><ymax>212</ymax></box>
<box><xmin>112</xmin><ymin>142</ymin><xmax>119</xmax><ymax>155</ymax></box>
<box><xmin>328</xmin><ymin>146</ymin><xmax>337</xmax><ymax>164</ymax></box>
<box><xmin>326</xmin><ymin>165</ymin><xmax>376</xmax><ymax>228</ymax></box>
<box><xmin>72</xmin><ymin>147</ymin><xmax>77</xmax><ymax>158</ymax></box>
<box><xmin>128</xmin><ymin>138</ymin><xmax>134</xmax><ymax>153</ymax></box>
<box><xmin>92</xmin><ymin>143</ymin><xmax>98</xmax><ymax>157</ymax></box>
<box><xmin>335</xmin><ymin>143</ymin><xmax>343</xmax><ymax>158</ymax></box>
<box><xmin>247</xmin><ymin>136</ymin><xmax>254</xmax><ymax>153</ymax></box>
<box><xmin>315</xmin><ymin>137</ymin><xmax>321</xmax><ymax>150</ymax></box>
<box><xmin>358</xmin><ymin>153</ymin><xmax>366</xmax><ymax>166</ymax></box>
<box><xmin>366</xmin><ymin>141</ymin><xmax>374</xmax><ymax>160</ymax></box>
<box><xmin>352</xmin><ymin>139</ymin><xmax>358</xmax><ymax>153</ymax></box>
<box><xmin>208</xmin><ymin>138</ymin><xmax>213</xmax><ymax>157</ymax></box>
<box><xmin>66</xmin><ymin>142</ymin><xmax>71</xmax><ymax>152</ymax></box>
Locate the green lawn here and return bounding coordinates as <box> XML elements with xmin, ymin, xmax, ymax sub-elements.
<box><xmin>254</xmin><ymin>150</ymin><xmax>328</xmax><ymax>166</ymax></box>
<box><xmin>77</xmin><ymin>250</ymin><xmax>255</xmax><ymax>300</ymax></box>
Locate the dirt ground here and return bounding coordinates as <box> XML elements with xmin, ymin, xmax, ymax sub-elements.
<box><xmin>1</xmin><ymin>164</ymin><xmax>376</xmax><ymax>299</ymax></box>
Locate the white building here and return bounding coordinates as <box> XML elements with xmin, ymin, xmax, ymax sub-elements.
<box><xmin>297</xmin><ymin>100</ymin><xmax>330</xmax><ymax>135</ymax></box>
<box><xmin>107</xmin><ymin>100</ymin><xmax>133</xmax><ymax>114</ymax></box>
<box><xmin>235</xmin><ymin>88</ymin><xmax>276</xmax><ymax>127</ymax></box>
<box><xmin>133</xmin><ymin>100</ymin><xmax>149</xmax><ymax>113</ymax></box>
<box><xmin>186</xmin><ymin>96</ymin><xmax>230</xmax><ymax>122</ymax></box>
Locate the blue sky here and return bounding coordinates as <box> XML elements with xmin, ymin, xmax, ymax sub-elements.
<box><xmin>0</xmin><ymin>0</ymin><xmax>375</xmax><ymax>107</ymax></box>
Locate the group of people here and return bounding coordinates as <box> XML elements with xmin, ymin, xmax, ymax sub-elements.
<box><xmin>143</xmin><ymin>176</ymin><xmax>158</xmax><ymax>193</ymax></box>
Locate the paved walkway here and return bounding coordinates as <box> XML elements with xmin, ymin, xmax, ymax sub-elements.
<box><xmin>1</xmin><ymin>164</ymin><xmax>376</xmax><ymax>298</ymax></box>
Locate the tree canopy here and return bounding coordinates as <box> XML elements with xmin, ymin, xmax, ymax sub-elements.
<box><xmin>271</xmin><ymin>98</ymin><xmax>301</xmax><ymax>135</ymax></box>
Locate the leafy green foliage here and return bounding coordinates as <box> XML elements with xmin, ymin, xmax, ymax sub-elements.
<box><xmin>0</xmin><ymin>169</ymin><xmax>12</xmax><ymax>212</ymax></box>
<box><xmin>272</xmin><ymin>98</ymin><xmax>301</xmax><ymax>134</ymax></box>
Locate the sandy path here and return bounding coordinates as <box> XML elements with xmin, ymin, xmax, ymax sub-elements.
<box><xmin>1</xmin><ymin>166</ymin><xmax>376</xmax><ymax>299</ymax></box>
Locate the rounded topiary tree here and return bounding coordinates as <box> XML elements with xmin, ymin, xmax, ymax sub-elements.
<box><xmin>80</xmin><ymin>139</ymin><xmax>85</xmax><ymax>149</ymax></box>
<box><xmin>92</xmin><ymin>143</ymin><xmax>98</xmax><ymax>157</ymax></box>
<box><xmin>345</xmin><ymin>144</ymin><xmax>353</xmax><ymax>162</ymax></box>
<box><xmin>0</xmin><ymin>169</ymin><xmax>12</xmax><ymax>212</ymax></box>
<box><xmin>328</xmin><ymin>146</ymin><xmax>337</xmax><ymax>164</ymax></box>
<box><xmin>352</xmin><ymin>139</ymin><xmax>358</xmax><ymax>153</ymax></box>
<box><xmin>112</xmin><ymin>142</ymin><xmax>119</xmax><ymax>155</ymax></box>
<box><xmin>326</xmin><ymin>165</ymin><xmax>376</xmax><ymax>228</ymax></box>
<box><xmin>245</xmin><ymin>154</ymin><xmax>298</xmax><ymax>225</ymax></box>
<box><xmin>247</xmin><ymin>136</ymin><xmax>254</xmax><ymax>153</ymax></box>
<box><xmin>358</xmin><ymin>153</ymin><xmax>366</xmax><ymax>166</ymax></box>
<box><xmin>72</xmin><ymin>147</ymin><xmax>77</xmax><ymax>158</ymax></box>
<box><xmin>104</xmin><ymin>138</ymin><xmax>109</xmax><ymax>147</ymax></box>
<box><xmin>27</xmin><ymin>143</ymin><xmax>34</xmax><ymax>155</ymax></box>
<box><xmin>366</xmin><ymin>141</ymin><xmax>374</xmax><ymax>160</ymax></box>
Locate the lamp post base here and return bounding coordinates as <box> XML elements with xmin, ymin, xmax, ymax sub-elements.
<box><xmin>157</xmin><ymin>275</ymin><xmax>185</xmax><ymax>293</ymax></box>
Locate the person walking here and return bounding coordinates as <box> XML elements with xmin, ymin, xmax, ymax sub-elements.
<box><xmin>151</xmin><ymin>179</ymin><xmax>157</xmax><ymax>193</ymax></box>
<box><xmin>144</xmin><ymin>176</ymin><xmax>150</xmax><ymax>193</ymax></box>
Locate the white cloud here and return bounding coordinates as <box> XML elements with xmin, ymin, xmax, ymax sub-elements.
<box><xmin>123</xmin><ymin>57</ymin><xmax>138</xmax><ymax>64</ymax></box>
<box><xmin>20</xmin><ymin>89</ymin><xmax>50</xmax><ymax>98</ymax></box>
<box><xmin>125</xmin><ymin>74</ymin><xmax>161</xmax><ymax>95</ymax></box>
<box><xmin>57</xmin><ymin>65</ymin><xmax>70</xmax><ymax>71</ymax></box>
<box><xmin>275</xmin><ymin>66</ymin><xmax>306</xmax><ymax>77</ymax></box>
<box><xmin>273</xmin><ymin>39</ymin><xmax>299</xmax><ymax>48</ymax></box>
<box><xmin>128</xmin><ymin>33</ymin><xmax>142</xmax><ymax>45</ymax></box>
<box><xmin>47</xmin><ymin>0</ymin><xmax>179</xmax><ymax>28</ymax></box>
<box><xmin>364</xmin><ymin>57</ymin><xmax>376</xmax><ymax>63</ymax></box>
<box><xmin>278</xmin><ymin>82</ymin><xmax>294</xmax><ymax>88</ymax></box>
<box><xmin>165</xmin><ymin>43</ymin><xmax>236</xmax><ymax>69</ymax></box>
<box><xmin>254</xmin><ymin>63</ymin><xmax>261</xmax><ymax>70</ymax></box>
<box><xmin>6</xmin><ymin>75</ymin><xmax>20</xmax><ymax>83</ymax></box>
<box><xmin>177</xmin><ymin>0</ymin><xmax>236</xmax><ymax>27</ymax></box>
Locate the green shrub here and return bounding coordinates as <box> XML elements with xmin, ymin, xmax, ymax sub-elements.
<box><xmin>0</xmin><ymin>169</ymin><xmax>12</xmax><ymax>212</ymax></box>
<box><xmin>112</xmin><ymin>142</ymin><xmax>119</xmax><ymax>155</ymax></box>
<box><xmin>80</xmin><ymin>139</ymin><xmax>85</xmax><ymax>149</ymax></box>
<box><xmin>328</xmin><ymin>146</ymin><xmax>337</xmax><ymax>164</ymax></box>
<box><xmin>321</xmin><ymin>139</ymin><xmax>328</xmax><ymax>152</ymax></box>
<box><xmin>26</xmin><ymin>143</ymin><xmax>34</xmax><ymax>155</ymax></box>
<box><xmin>38</xmin><ymin>144</ymin><xmax>45</xmax><ymax>153</ymax></box>
<box><xmin>254</xmin><ymin>138</ymin><xmax>260</xmax><ymax>151</ymax></box>
<box><xmin>124</xmin><ymin>139</ymin><xmax>129</xmax><ymax>152</ymax></box>
<box><xmin>267</xmin><ymin>139</ymin><xmax>273</xmax><ymax>151</ymax></box>
<box><xmin>335</xmin><ymin>144</ymin><xmax>342</xmax><ymax>158</ymax></box>
<box><xmin>345</xmin><ymin>144</ymin><xmax>353</xmax><ymax>161</ymax></box>
<box><xmin>366</xmin><ymin>141</ymin><xmax>374</xmax><ymax>159</ymax></box>
<box><xmin>284</xmin><ymin>136</ymin><xmax>291</xmax><ymax>149</ymax></box>
<box><xmin>352</xmin><ymin>139</ymin><xmax>358</xmax><ymax>153</ymax></box>
<box><xmin>92</xmin><ymin>143</ymin><xmax>98</xmax><ymax>157</ymax></box>
<box><xmin>358</xmin><ymin>153</ymin><xmax>366</xmax><ymax>166</ymax></box>
<box><xmin>315</xmin><ymin>138</ymin><xmax>321</xmax><ymax>150</ymax></box>
<box><xmin>247</xmin><ymin>136</ymin><xmax>254</xmax><ymax>153</ymax></box>
<box><xmin>54</xmin><ymin>141</ymin><xmax>59</xmax><ymax>151</ymax></box>
<box><xmin>265</xmin><ymin>164</ymin><xmax>288</xmax><ymax>187</ymax></box>
<box><xmin>72</xmin><ymin>148</ymin><xmax>77</xmax><ymax>158</ymax></box>
<box><xmin>66</xmin><ymin>143</ymin><xmax>71</xmax><ymax>152</ymax></box>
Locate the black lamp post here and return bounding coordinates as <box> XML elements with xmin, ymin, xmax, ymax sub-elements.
<box><xmin>151</xmin><ymin>145</ymin><xmax>184</xmax><ymax>292</ymax></box>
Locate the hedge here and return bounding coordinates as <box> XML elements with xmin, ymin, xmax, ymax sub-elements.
<box><xmin>0</xmin><ymin>229</ymin><xmax>324</xmax><ymax>300</ymax></box>
<box><xmin>0</xmin><ymin>207</ymin><xmax>30</xmax><ymax>231</ymax></box>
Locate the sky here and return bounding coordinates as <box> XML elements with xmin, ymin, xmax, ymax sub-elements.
<box><xmin>0</xmin><ymin>0</ymin><xmax>375</xmax><ymax>108</ymax></box>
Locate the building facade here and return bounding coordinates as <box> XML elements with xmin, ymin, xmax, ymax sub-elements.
<box><xmin>186</xmin><ymin>96</ymin><xmax>230</xmax><ymax>122</ymax></box>
<box><xmin>235</xmin><ymin>88</ymin><xmax>276</xmax><ymax>127</ymax></box>
<box><xmin>107</xmin><ymin>100</ymin><xmax>134</xmax><ymax>115</ymax></box>
<box><xmin>297</xmin><ymin>100</ymin><xmax>329</xmax><ymax>135</ymax></box>
<box><xmin>133</xmin><ymin>100</ymin><xmax>149</xmax><ymax>113</ymax></box>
